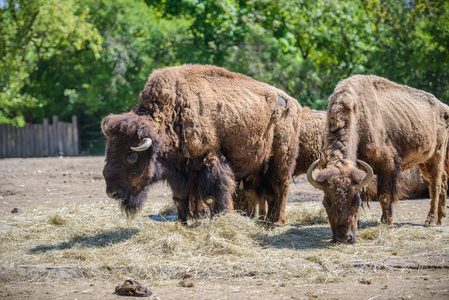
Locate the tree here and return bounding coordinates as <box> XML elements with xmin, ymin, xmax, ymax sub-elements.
<box><xmin>362</xmin><ymin>0</ymin><xmax>449</xmax><ymax>102</ymax></box>
<box><xmin>0</xmin><ymin>0</ymin><xmax>102</xmax><ymax>126</ymax></box>
<box><xmin>27</xmin><ymin>0</ymin><xmax>191</xmax><ymax>153</ymax></box>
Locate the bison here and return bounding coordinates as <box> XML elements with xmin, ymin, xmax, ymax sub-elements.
<box><xmin>101</xmin><ymin>64</ymin><xmax>302</xmax><ymax>226</ymax></box>
<box><xmin>234</xmin><ymin>107</ymin><xmax>326</xmax><ymax>220</ymax></box>
<box><xmin>361</xmin><ymin>166</ymin><xmax>432</xmax><ymax>202</ymax></box>
<box><xmin>307</xmin><ymin>75</ymin><xmax>449</xmax><ymax>243</ymax></box>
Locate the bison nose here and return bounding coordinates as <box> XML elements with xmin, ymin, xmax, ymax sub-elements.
<box><xmin>333</xmin><ymin>230</ymin><xmax>356</xmax><ymax>244</ymax></box>
<box><xmin>106</xmin><ymin>186</ymin><xmax>128</xmax><ymax>200</ymax></box>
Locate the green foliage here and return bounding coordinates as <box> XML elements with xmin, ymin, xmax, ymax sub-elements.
<box><xmin>0</xmin><ymin>0</ymin><xmax>102</xmax><ymax>126</ymax></box>
<box><xmin>1</xmin><ymin>0</ymin><xmax>448</xmax><ymax>151</ymax></box>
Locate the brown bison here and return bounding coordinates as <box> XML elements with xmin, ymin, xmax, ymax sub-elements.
<box><xmin>234</xmin><ymin>107</ymin><xmax>326</xmax><ymax>220</ymax></box>
<box><xmin>307</xmin><ymin>75</ymin><xmax>449</xmax><ymax>243</ymax></box>
<box><xmin>101</xmin><ymin>64</ymin><xmax>302</xmax><ymax>225</ymax></box>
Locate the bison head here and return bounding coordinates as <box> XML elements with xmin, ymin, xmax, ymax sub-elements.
<box><xmin>307</xmin><ymin>159</ymin><xmax>373</xmax><ymax>243</ymax></box>
<box><xmin>233</xmin><ymin>176</ymin><xmax>259</xmax><ymax>216</ymax></box>
<box><xmin>101</xmin><ymin>112</ymin><xmax>164</xmax><ymax>218</ymax></box>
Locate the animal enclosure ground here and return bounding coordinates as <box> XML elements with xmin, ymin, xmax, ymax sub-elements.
<box><xmin>0</xmin><ymin>156</ymin><xmax>448</xmax><ymax>299</ymax></box>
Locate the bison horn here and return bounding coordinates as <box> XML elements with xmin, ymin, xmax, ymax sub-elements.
<box><xmin>239</xmin><ymin>180</ymin><xmax>244</xmax><ymax>190</ymax></box>
<box><xmin>130</xmin><ymin>138</ymin><xmax>153</xmax><ymax>151</ymax></box>
<box><xmin>356</xmin><ymin>159</ymin><xmax>374</xmax><ymax>188</ymax></box>
<box><xmin>101</xmin><ymin>116</ymin><xmax>110</xmax><ymax>138</ymax></box>
<box><xmin>306</xmin><ymin>159</ymin><xmax>324</xmax><ymax>190</ymax></box>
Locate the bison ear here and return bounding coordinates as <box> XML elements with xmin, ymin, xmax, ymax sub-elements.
<box><xmin>245</xmin><ymin>175</ymin><xmax>256</xmax><ymax>187</ymax></box>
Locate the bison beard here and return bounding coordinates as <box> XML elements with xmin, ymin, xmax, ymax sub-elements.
<box><xmin>102</xmin><ymin>64</ymin><xmax>302</xmax><ymax>225</ymax></box>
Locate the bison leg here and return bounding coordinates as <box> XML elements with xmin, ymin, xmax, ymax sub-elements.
<box><xmin>173</xmin><ymin>196</ymin><xmax>190</xmax><ymax>225</ymax></box>
<box><xmin>269</xmin><ymin>180</ymin><xmax>289</xmax><ymax>226</ymax></box>
<box><xmin>376</xmin><ymin>160</ymin><xmax>401</xmax><ymax>227</ymax></box>
<box><xmin>258</xmin><ymin>196</ymin><xmax>267</xmax><ymax>221</ymax></box>
<box><xmin>419</xmin><ymin>148</ymin><xmax>447</xmax><ymax>226</ymax></box>
<box><xmin>439</xmin><ymin>172</ymin><xmax>447</xmax><ymax>223</ymax></box>
<box><xmin>378</xmin><ymin>195</ymin><xmax>394</xmax><ymax>227</ymax></box>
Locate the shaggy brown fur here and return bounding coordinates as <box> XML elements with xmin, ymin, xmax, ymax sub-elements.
<box><xmin>361</xmin><ymin>166</ymin><xmax>430</xmax><ymax>202</ymax></box>
<box><xmin>233</xmin><ymin>107</ymin><xmax>326</xmax><ymax>218</ymax></box>
<box><xmin>102</xmin><ymin>65</ymin><xmax>302</xmax><ymax>225</ymax></box>
<box><xmin>310</xmin><ymin>75</ymin><xmax>449</xmax><ymax>243</ymax></box>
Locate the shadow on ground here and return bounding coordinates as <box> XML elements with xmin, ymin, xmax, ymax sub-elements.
<box><xmin>253</xmin><ymin>226</ymin><xmax>333</xmax><ymax>250</ymax></box>
<box><xmin>30</xmin><ymin>229</ymin><xmax>139</xmax><ymax>253</ymax></box>
<box><xmin>359</xmin><ymin>220</ymin><xmax>424</xmax><ymax>229</ymax></box>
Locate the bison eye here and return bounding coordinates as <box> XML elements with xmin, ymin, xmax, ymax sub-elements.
<box><xmin>352</xmin><ymin>194</ymin><xmax>361</xmax><ymax>207</ymax></box>
<box><xmin>126</xmin><ymin>152</ymin><xmax>139</xmax><ymax>164</ymax></box>
<box><xmin>322</xmin><ymin>197</ymin><xmax>331</xmax><ymax>209</ymax></box>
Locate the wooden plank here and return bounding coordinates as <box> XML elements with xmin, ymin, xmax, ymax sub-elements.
<box><xmin>57</xmin><ymin>118</ymin><xmax>64</xmax><ymax>156</ymax></box>
<box><xmin>5</xmin><ymin>125</ymin><xmax>10</xmax><ymax>157</ymax></box>
<box><xmin>72</xmin><ymin>116</ymin><xmax>79</xmax><ymax>156</ymax></box>
<box><xmin>0</xmin><ymin>126</ymin><xmax>5</xmax><ymax>158</ymax></box>
<box><xmin>24</xmin><ymin>124</ymin><xmax>30</xmax><ymax>157</ymax></box>
<box><xmin>8</xmin><ymin>125</ymin><xmax>14</xmax><ymax>158</ymax></box>
<box><xmin>52</xmin><ymin>116</ymin><xmax>59</xmax><ymax>156</ymax></box>
<box><xmin>66</xmin><ymin>123</ymin><xmax>73</xmax><ymax>156</ymax></box>
<box><xmin>12</xmin><ymin>126</ymin><xmax>18</xmax><ymax>158</ymax></box>
<box><xmin>38</xmin><ymin>122</ymin><xmax>44</xmax><ymax>157</ymax></box>
<box><xmin>43</xmin><ymin>118</ymin><xmax>49</xmax><ymax>157</ymax></box>
<box><xmin>36</xmin><ymin>124</ymin><xmax>41</xmax><ymax>157</ymax></box>
<box><xmin>17</xmin><ymin>125</ymin><xmax>24</xmax><ymax>157</ymax></box>
<box><xmin>24</xmin><ymin>125</ymin><xmax>30</xmax><ymax>157</ymax></box>
<box><xmin>1</xmin><ymin>126</ymin><xmax>7</xmax><ymax>158</ymax></box>
<box><xmin>30</xmin><ymin>124</ymin><xmax>37</xmax><ymax>157</ymax></box>
<box><xmin>62</xmin><ymin>123</ymin><xmax>68</xmax><ymax>156</ymax></box>
<box><xmin>35</xmin><ymin>124</ymin><xmax>41</xmax><ymax>157</ymax></box>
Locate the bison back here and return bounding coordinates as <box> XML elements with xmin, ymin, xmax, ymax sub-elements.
<box><xmin>138</xmin><ymin>64</ymin><xmax>302</xmax><ymax>177</ymax></box>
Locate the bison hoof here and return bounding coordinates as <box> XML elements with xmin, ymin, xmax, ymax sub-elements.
<box><xmin>271</xmin><ymin>221</ymin><xmax>285</xmax><ymax>227</ymax></box>
<box><xmin>424</xmin><ymin>219</ymin><xmax>438</xmax><ymax>227</ymax></box>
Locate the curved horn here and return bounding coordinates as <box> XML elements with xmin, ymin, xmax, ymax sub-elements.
<box><xmin>307</xmin><ymin>159</ymin><xmax>324</xmax><ymax>190</ymax></box>
<box><xmin>239</xmin><ymin>180</ymin><xmax>244</xmax><ymax>190</ymax></box>
<box><xmin>356</xmin><ymin>159</ymin><xmax>374</xmax><ymax>188</ymax></box>
<box><xmin>130</xmin><ymin>138</ymin><xmax>153</xmax><ymax>152</ymax></box>
<box><xmin>101</xmin><ymin>116</ymin><xmax>110</xmax><ymax>138</ymax></box>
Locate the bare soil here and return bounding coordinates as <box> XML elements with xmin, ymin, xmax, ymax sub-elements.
<box><xmin>0</xmin><ymin>156</ymin><xmax>448</xmax><ymax>299</ymax></box>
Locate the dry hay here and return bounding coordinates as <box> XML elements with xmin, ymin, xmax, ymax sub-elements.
<box><xmin>1</xmin><ymin>200</ymin><xmax>448</xmax><ymax>285</ymax></box>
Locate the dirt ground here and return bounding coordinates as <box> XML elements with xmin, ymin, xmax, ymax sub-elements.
<box><xmin>0</xmin><ymin>156</ymin><xmax>448</xmax><ymax>299</ymax></box>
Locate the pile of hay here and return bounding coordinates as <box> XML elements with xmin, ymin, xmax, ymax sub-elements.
<box><xmin>1</xmin><ymin>200</ymin><xmax>448</xmax><ymax>284</ymax></box>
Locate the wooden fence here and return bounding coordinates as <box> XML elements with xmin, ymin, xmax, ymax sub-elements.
<box><xmin>0</xmin><ymin>116</ymin><xmax>79</xmax><ymax>158</ymax></box>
